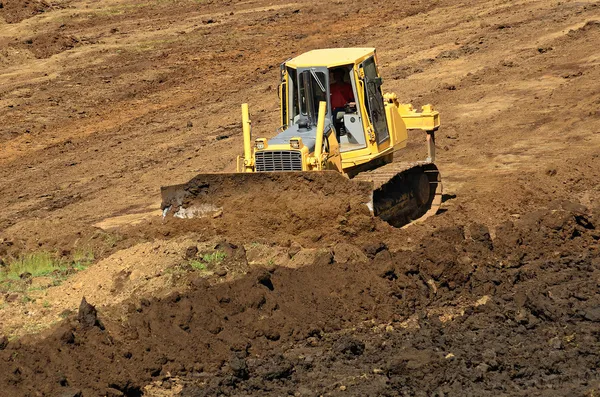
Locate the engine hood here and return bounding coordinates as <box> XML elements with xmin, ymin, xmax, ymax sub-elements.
<box><xmin>267</xmin><ymin>121</ymin><xmax>333</xmax><ymax>153</ymax></box>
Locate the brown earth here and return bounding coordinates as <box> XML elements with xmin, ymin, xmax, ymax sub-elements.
<box><xmin>1</xmin><ymin>205</ymin><xmax>599</xmax><ymax>396</ymax></box>
<box><xmin>0</xmin><ymin>0</ymin><xmax>599</xmax><ymax>395</ymax></box>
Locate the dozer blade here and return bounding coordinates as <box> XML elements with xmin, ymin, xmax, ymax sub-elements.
<box><xmin>353</xmin><ymin>161</ymin><xmax>442</xmax><ymax>228</ymax></box>
<box><xmin>160</xmin><ymin>171</ymin><xmax>373</xmax><ymax>219</ymax></box>
<box><xmin>160</xmin><ymin>164</ymin><xmax>441</xmax><ymax>228</ymax></box>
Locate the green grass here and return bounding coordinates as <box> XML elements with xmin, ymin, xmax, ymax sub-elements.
<box><xmin>188</xmin><ymin>251</ymin><xmax>226</xmax><ymax>272</ymax></box>
<box><xmin>0</xmin><ymin>249</ymin><xmax>96</xmax><ymax>296</ymax></box>
<box><xmin>201</xmin><ymin>251</ymin><xmax>226</xmax><ymax>265</ymax></box>
<box><xmin>1</xmin><ymin>252</ymin><xmax>67</xmax><ymax>281</ymax></box>
<box><xmin>189</xmin><ymin>261</ymin><xmax>207</xmax><ymax>271</ymax></box>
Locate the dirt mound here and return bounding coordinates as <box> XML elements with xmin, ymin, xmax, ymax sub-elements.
<box><xmin>18</xmin><ymin>33</ymin><xmax>80</xmax><ymax>59</ymax></box>
<box><xmin>155</xmin><ymin>171</ymin><xmax>379</xmax><ymax>248</ymax></box>
<box><xmin>0</xmin><ymin>0</ymin><xmax>50</xmax><ymax>23</ymax></box>
<box><xmin>0</xmin><ymin>205</ymin><xmax>597</xmax><ymax>395</ymax></box>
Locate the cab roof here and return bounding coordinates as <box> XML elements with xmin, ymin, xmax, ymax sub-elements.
<box><xmin>285</xmin><ymin>48</ymin><xmax>375</xmax><ymax>68</ymax></box>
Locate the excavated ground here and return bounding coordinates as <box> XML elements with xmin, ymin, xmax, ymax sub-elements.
<box><xmin>0</xmin><ymin>0</ymin><xmax>600</xmax><ymax>396</ymax></box>
<box><xmin>2</xmin><ymin>204</ymin><xmax>599</xmax><ymax>396</ymax></box>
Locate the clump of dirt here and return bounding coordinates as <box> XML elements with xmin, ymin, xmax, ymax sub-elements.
<box><xmin>18</xmin><ymin>33</ymin><xmax>80</xmax><ymax>59</ymax></box>
<box><xmin>0</xmin><ymin>0</ymin><xmax>51</xmax><ymax>23</ymax></box>
<box><xmin>0</xmin><ymin>204</ymin><xmax>597</xmax><ymax>395</ymax></box>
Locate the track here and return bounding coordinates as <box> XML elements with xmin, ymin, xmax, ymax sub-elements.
<box><xmin>353</xmin><ymin>161</ymin><xmax>442</xmax><ymax>227</ymax></box>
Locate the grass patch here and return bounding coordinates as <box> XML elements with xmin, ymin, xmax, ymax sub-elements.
<box><xmin>189</xmin><ymin>261</ymin><xmax>207</xmax><ymax>271</ymax></box>
<box><xmin>0</xmin><ymin>249</ymin><xmax>97</xmax><ymax>296</ymax></box>
<box><xmin>1</xmin><ymin>252</ymin><xmax>67</xmax><ymax>281</ymax></box>
<box><xmin>201</xmin><ymin>251</ymin><xmax>226</xmax><ymax>265</ymax></box>
<box><xmin>187</xmin><ymin>251</ymin><xmax>226</xmax><ymax>272</ymax></box>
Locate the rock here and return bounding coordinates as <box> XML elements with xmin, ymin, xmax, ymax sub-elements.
<box><xmin>230</xmin><ymin>356</ymin><xmax>249</xmax><ymax>379</ymax></box>
<box><xmin>0</xmin><ymin>335</ymin><xmax>8</xmax><ymax>350</ymax></box>
<box><xmin>288</xmin><ymin>241</ymin><xmax>302</xmax><ymax>258</ymax></box>
<box><xmin>185</xmin><ymin>245</ymin><xmax>198</xmax><ymax>259</ymax></box>
<box><xmin>215</xmin><ymin>268</ymin><xmax>228</xmax><ymax>277</ymax></box>
<box><xmin>78</xmin><ymin>297</ymin><xmax>103</xmax><ymax>330</ymax></box>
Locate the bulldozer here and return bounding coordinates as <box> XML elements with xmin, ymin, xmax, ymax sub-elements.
<box><xmin>161</xmin><ymin>48</ymin><xmax>442</xmax><ymax>228</ymax></box>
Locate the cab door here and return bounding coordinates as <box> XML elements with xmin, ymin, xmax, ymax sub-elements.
<box><xmin>359</xmin><ymin>56</ymin><xmax>389</xmax><ymax>144</ymax></box>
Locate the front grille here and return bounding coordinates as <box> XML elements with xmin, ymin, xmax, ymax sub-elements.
<box><xmin>255</xmin><ymin>150</ymin><xmax>303</xmax><ymax>172</ymax></box>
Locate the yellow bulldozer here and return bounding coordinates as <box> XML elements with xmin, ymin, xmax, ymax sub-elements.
<box><xmin>161</xmin><ymin>48</ymin><xmax>442</xmax><ymax>227</ymax></box>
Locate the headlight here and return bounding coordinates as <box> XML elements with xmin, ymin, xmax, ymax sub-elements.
<box><xmin>290</xmin><ymin>138</ymin><xmax>302</xmax><ymax>149</ymax></box>
<box><xmin>255</xmin><ymin>140</ymin><xmax>266</xmax><ymax>150</ymax></box>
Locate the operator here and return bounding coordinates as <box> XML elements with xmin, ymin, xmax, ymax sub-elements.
<box><xmin>329</xmin><ymin>68</ymin><xmax>354</xmax><ymax>110</ymax></box>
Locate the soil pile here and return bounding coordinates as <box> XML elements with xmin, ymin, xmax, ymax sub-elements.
<box><xmin>18</xmin><ymin>33</ymin><xmax>80</xmax><ymax>59</ymax></box>
<box><xmin>155</xmin><ymin>171</ymin><xmax>378</xmax><ymax>248</ymax></box>
<box><xmin>0</xmin><ymin>0</ymin><xmax>50</xmax><ymax>23</ymax></box>
<box><xmin>0</xmin><ymin>203</ymin><xmax>598</xmax><ymax>396</ymax></box>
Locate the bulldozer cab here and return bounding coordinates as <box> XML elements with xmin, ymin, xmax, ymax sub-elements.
<box><xmin>280</xmin><ymin>48</ymin><xmax>390</xmax><ymax>156</ymax></box>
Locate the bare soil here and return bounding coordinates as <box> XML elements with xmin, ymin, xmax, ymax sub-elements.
<box><xmin>0</xmin><ymin>0</ymin><xmax>599</xmax><ymax>395</ymax></box>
